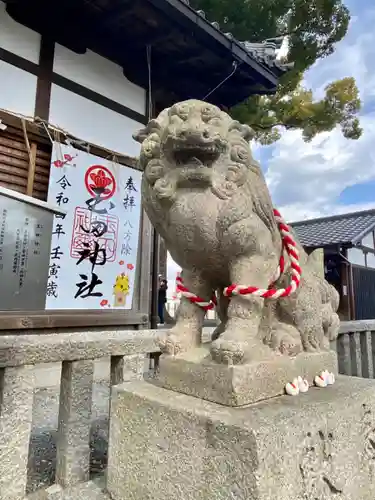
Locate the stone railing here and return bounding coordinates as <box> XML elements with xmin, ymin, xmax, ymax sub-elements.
<box><xmin>0</xmin><ymin>321</ymin><xmax>373</xmax><ymax>499</ymax></box>
<box><xmin>335</xmin><ymin>320</ymin><xmax>375</xmax><ymax>379</ymax></box>
<box><xmin>0</xmin><ymin>329</ymin><xmax>160</xmax><ymax>500</ymax></box>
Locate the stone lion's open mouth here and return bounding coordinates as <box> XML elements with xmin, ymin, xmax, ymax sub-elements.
<box><xmin>172</xmin><ymin>144</ymin><xmax>221</xmax><ymax>166</ymax></box>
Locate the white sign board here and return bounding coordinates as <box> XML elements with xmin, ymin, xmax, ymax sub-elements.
<box><xmin>45</xmin><ymin>143</ymin><xmax>142</xmax><ymax>310</ymax></box>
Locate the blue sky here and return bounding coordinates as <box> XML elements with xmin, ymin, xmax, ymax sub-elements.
<box><xmin>167</xmin><ymin>0</ymin><xmax>375</xmax><ymax>285</ymax></box>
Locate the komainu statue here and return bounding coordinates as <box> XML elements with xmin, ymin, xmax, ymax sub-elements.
<box><xmin>134</xmin><ymin>100</ymin><xmax>339</xmax><ymax>365</ymax></box>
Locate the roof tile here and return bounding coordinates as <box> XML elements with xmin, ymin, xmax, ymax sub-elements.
<box><xmin>289</xmin><ymin>209</ymin><xmax>375</xmax><ymax>247</ymax></box>
<box><xmin>180</xmin><ymin>0</ymin><xmax>291</xmax><ymax>74</ymax></box>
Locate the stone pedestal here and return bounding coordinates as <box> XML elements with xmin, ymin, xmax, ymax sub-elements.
<box><xmin>107</xmin><ymin>376</ymin><xmax>375</xmax><ymax>500</ymax></box>
<box><xmin>152</xmin><ymin>346</ymin><xmax>337</xmax><ymax>406</ymax></box>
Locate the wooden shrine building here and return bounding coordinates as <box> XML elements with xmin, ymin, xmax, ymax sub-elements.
<box><xmin>0</xmin><ymin>0</ymin><xmax>289</xmax><ymax>332</ymax></box>
<box><xmin>291</xmin><ymin>209</ymin><xmax>375</xmax><ymax>321</ymax></box>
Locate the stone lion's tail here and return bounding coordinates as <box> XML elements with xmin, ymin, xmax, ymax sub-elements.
<box><xmin>321</xmin><ymin>281</ymin><xmax>340</xmax><ymax>342</ymax></box>
<box><xmin>306</xmin><ymin>249</ymin><xmax>340</xmax><ymax>341</ymax></box>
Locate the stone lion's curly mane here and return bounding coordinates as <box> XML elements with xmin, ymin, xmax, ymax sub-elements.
<box><xmin>133</xmin><ymin>102</ymin><xmax>279</xmax><ymax>237</ymax></box>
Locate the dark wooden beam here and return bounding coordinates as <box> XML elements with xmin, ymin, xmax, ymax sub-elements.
<box><xmin>0</xmin><ymin>45</ymin><xmax>147</xmax><ymax>124</ymax></box>
<box><xmin>0</xmin><ymin>310</ymin><xmax>148</xmax><ymax>330</ymax></box>
<box><xmin>98</xmin><ymin>0</ymin><xmax>138</xmax><ymax>29</ymax></box>
<box><xmin>0</xmin><ymin>110</ymin><xmax>139</xmax><ymax>170</ymax></box>
<box><xmin>52</xmin><ymin>72</ymin><xmax>147</xmax><ymax>124</ymax></box>
<box><xmin>6</xmin><ymin>1</ymin><xmax>88</xmax><ymax>54</ymax></box>
<box><xmin>34</xmin><ymin>37</ymin><xmax>55</xmax><ymax>120</ymax></box>
<box><xmin>0</xmin><ymin>47</ymin><xmax>39</xmax><ymax>75</ymax></box>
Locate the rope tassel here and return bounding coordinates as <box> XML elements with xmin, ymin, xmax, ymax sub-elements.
<box><xmin>176</xmin><ymin>208</ymin><xmax>301</xmax><ymax>310</ymax></box>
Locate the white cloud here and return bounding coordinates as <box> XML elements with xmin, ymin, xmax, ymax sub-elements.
<box><xmin>266</xmin><ymin>113</ymin><xmax>375</xmax><ymax>220</ymax></box>
<box><xmin>265</xmin><ymin>5</ymin><xmax>375</xmax><ymax>222</ymax></box>
<box><xmin>304</xmin><ymin>10</ymin><xmax>375</xmax><ymax>102</ymax></box>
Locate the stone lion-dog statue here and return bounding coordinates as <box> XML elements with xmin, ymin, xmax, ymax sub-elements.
<box><xmin>134</xmin><ymin>99</ymin><xmax>339</xmax><ymax>365</ymax></box>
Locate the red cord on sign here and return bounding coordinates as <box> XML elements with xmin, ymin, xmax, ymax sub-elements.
<box><xmin>176</xmin><ymin>208</ymin><xmax>301</xmax><ymax>310</ymax></box>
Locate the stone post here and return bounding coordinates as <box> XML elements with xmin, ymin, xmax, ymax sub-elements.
<box><xmin>55</xmin><ymin>360</ymin><xmax>94</xmax><ymax>488</ymax></box>
<box><xmin>337</xmin><ymin>332</ymin><xmax>352</xmax><ymax>375</ymax></box>
<box><xmin>110</xmin><ymin>354</ymin><xmax>146</xmax><ymax>387</ymax></box>
<box><xmin>360</xmin><ymin>331</ymin><xmax>374</xmax><ymax>378</ymax></box>
<box><xmin>350</xmin><ymin>332</ymin><xmax>362</xmax><ymax>376</ymax></box>
<box><xmin>0</xmin><ymin>365</ymin><xmax>35</xmax><ymax>500</ymax></box>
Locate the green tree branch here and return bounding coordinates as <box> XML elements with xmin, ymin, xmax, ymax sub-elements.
<box><xmin>191</xmin><ymin>0</ymin><xmax>362</xmax><ymax>144</ymax></box>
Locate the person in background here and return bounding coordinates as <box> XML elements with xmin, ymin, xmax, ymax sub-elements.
<box><xmin>158</xmin><ymin>278</ymin><xmax>168</xmax><ymax>325</ymax></box>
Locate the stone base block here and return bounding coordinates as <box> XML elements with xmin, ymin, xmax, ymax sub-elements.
<box><xmin>26</xmin><ymin>479</ymin><xmax>109</xmax><ymax>500</ymax></box>
<box><xmin>152</xmin><ymin>346</ymin><xmax>338</xmax><ymax>406</ymax></box>
<box><xmin>107</xmin><ymin>376</ymin><xmax>375</xmax><ymax>500</ymax></box>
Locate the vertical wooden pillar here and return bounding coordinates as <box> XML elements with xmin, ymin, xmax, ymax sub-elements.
<box><xmin>158</xmin><ymin>238</ymin><xmax>168</xmax><ymax>278</ymax></box>
<box><xmin>138</xmin><ymin>211</ymin><xmax>153</xmax><ymax>320</ymax></box>
<box><xmin>342</xmin><ymin>263</ymin><xmax>349</xmax><ymax>319</ymax></box>
<box><xmin>349</xmin><ymin>263</ymin><xmax>356</xmax><ymax>320</ymax></box>
<box><xmin>150</xmin><ymin>229</ymin><xmax>160</xmax><ymax>329</ymax></box>
<box><xmin>145</xmin><ymin>61</ymin><xmax>160</xmax><ymax>330</ymax></box>
<box><xmin>26</xmin><ymin>142</ymin><xmax>37</xmax><ymax>196</ymax></box>
<box><xmin>34</xmin><ymin>37</ymin><xmax>55</xmax><ymax>120</ymax></box>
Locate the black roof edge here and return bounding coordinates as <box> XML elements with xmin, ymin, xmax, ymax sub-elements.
<box><xmin>299</xmin><ymin>242</ymin><xmax>355</xmax><ymax>250</ymax></box>
<box><xmin>289</xmin><ymin>208</ymin><xmax>375</xmax><ymax>227</ymax></box>
<box><xmin>304</xmin><ymin>243</ymin><xmax>345</xmax><ymax>250</ymax></box>
<box><xmin>147</xmin><ymin>0</ymin><xmax>279</xmax><ymax>88</ymax></box>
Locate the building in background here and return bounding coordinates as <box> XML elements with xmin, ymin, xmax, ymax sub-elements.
<box><xmin>291</xmin><ymin>209</ymin><xmax>375</xmax><ymax>321</ymax></box>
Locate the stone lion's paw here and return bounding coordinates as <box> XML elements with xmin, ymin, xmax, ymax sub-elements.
<box><xmin>157</xmin><ymin>334</ymin><xmax>182</xmax><ymax>356</ymax></box>
<box><xmin>210</xmin><ymin>339</ymin><xmax>246</xmax><ymax>365</ymax></box>
<box><xmin>285</xmin><ymin>378</ymin><xmax>300</xmax><ymax>396</ymax></box>
<box><xmin>271</xmin><ymin>330</ymin><xmax>303</xmax><ymax>356</ymax></box>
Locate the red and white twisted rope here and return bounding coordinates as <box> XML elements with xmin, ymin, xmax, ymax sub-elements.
<box><xmin>224</xmin><ymin>208</ymin><xmax>301</xmax><ymax>299</ymax></box>
<box><xmin>176</xmin><ymin>275</ymin><xmax>217</xmax><ymax>311</ymax></box>
<box><xmin>176</xmin><ymin>208</ymin><xmax>301</xmax><ymax>309</ymax></box>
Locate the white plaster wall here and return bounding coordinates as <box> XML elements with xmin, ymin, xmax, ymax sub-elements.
<box><xmin>362</xmin><ymin>232</ymin><xmax>374</xmax><ymax>249</ymax></box>
<box><xmin>0</xmin><ymin>61</ymin><xmax>37</xmax><ymax>116</ymax></box>
<box><xmin>53</xmin><ymin>44</ymin><xmax>146</xmax><ymax>115</ymax></box>
<box><xmin>49</xmin><ymin>84</ymin><xmax>142</xmax><ymax>157</ymax></box>
<box><xmin>0</xmin><ymin>1</ymin><xmax>40</xmax><ymax>62</ymax></box>
<box><xmin>347</xmin><ymin>248</ymin><xmax>366</xmax><ymax>267</ymax></box>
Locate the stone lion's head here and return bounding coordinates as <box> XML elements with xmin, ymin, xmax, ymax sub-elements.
<box><xmin>133</xmin><ymin>100</ymin><xmax>277</xmax><ymax>231</ymax></box>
